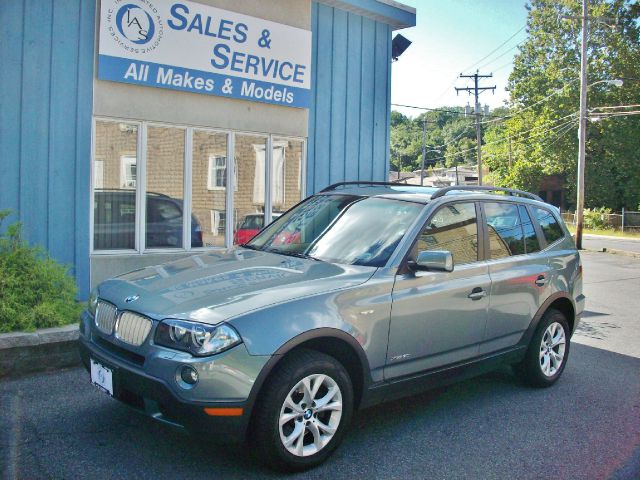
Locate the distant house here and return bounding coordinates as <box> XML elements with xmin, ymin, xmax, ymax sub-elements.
<box><xmin>390</xmin><ymin>165</ymin><xmax>479</xmax><ymax>187</ymax></box>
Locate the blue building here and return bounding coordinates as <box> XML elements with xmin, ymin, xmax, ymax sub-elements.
<box><xmin>0</xmin><ymin>0</ymin><xmax>415</xmax><ymax>298</ymax></box>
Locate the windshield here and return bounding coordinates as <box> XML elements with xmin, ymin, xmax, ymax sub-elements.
<box><xmin>247</xmin><ymin>194</ymin><xmax>423</xmax><ymax>267</ymax></box>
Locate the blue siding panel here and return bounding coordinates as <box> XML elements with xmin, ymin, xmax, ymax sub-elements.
<box><xmin>0</xmin><ymin>0</ymin><xmax>24</xmax><ymax>226</ymax></box>
<box><xmin>312</xmin><ymin>4</ymin><xmax>334</xmax><ymax>192</ymax></box>
<box><xmin>20</xmin><ymin>0</ymin><xmax>53</xmax><ymax>247</ymax></box>
<box><xmin>308</xmin><ymin>4</ymin><xmax>392</xmax><ymax>192</ymax></box>
<box><xmin>329</xmin><ymin>8</ymin><xmax>348</xmax><ymax>183</ymax></box>
<box><xmin>344</xmin><ymin>13</ymin><xmax>362</xmax><ymax>181</ymax></box>
<box><xmin>1</xmin><ymin>0</ymin><xmax>94</xmax><ymax>298</ymax></box>
<box><xmin>357</xmin><ymin>17</ymin><xmax>376</xmax><ymax>182</ymax></box>
<box><xmin>48</xmin><ymin>0</ymin><xmax>80</xmax><ymax>264</ymax></box>
<box><xmin>372</xmin><ymin>22</ymin><xmax>389</xmax><ymax>181</ymax></box>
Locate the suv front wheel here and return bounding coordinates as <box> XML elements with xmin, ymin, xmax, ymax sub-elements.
<box><xmin>515</xmin><ymin>309</ymin><xmax>571</xmax><ymax>387</ymax></box>
<box><xmin>252</xmin><ymin>349</ymin><xmax>354</xmax><ymax>471</ymax></box>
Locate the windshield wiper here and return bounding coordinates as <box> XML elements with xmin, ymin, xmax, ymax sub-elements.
<box><xmin>240</xmin><ymin>244</ymin><xmax>261</xmax><ymax>251</ymax></box>
<box><xmin>265</xmin><ymin>249</ymin><xmax>323</xmax><ymax>262</ymax></box>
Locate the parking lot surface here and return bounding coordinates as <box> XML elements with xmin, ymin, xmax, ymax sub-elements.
<box><xmin>1</xmin><ymin>252</ymin><xmax>639</xmax><ymax>480</ymax></box>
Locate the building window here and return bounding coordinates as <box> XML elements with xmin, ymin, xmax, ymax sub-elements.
<box><xmin>208</xmin><ymin>156</ymin><xmax>227</xmax><ymax>190</ymax></box>
<box><xmin>120</xmin><ymin>155</ymin><xmax>137</xmax><ymax>189</ymax></box>
<box><xmin>94</xmin><ymin>159</ymin><xmax>104</xmax><ymax>189</ymax></box>
<box><xmin>211</xmin><ymin>210</ymin><xmax>226</xmax><ymax>236</ymax></box>
<box><xmin>92</xmin><ymin>119</ymin><xmax>305</xmax><ymax>253</ymax></box>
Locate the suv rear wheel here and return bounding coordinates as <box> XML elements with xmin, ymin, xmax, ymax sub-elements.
<box><xmin>252</xmin><ymin>349</ymin><xmax>353</xmax><ymax>471</ymax></box>
<box><xmin>514</xmin><ymin>309</ymin><xmax>570</xmax><ymax>387</ymax></box>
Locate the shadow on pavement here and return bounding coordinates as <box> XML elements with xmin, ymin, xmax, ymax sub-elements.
<box><xmin>1</xmin><ymin>344</ymin><xmax>639</xmax><ymax>480</ymax></box>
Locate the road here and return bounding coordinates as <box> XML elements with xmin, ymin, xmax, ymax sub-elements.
<box><xmin>583</xmin><ymin>234</ymin><xmax>640</xmax><ymax>255</ymax></box>
<box><xmin>1</xmin><ymin>252</ymin><xmax>639</xmax><ymax>480</ymax></box>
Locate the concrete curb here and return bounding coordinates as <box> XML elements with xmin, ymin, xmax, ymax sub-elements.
<box><xmin>0</xmin><ymin>324</ymin><xmax>80</xmax><ymax>379</ymax></box>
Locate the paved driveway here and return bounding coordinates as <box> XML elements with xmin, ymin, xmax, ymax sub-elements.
<box><xmin>1</xmin><ymin>252</ymin><xmax>639</xmax><ymax>480</ymax></box>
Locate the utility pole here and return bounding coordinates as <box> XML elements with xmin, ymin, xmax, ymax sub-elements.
<box><xmin>576</xmin><ymin>0</ymin><xmax>589</xmax><ymax>250</ymax></box>
<box><xmin>420</xmin><ymin>117</ymin><xmax>427</xmax><ymax>186</ymax></box>
<box><xmin>564</xmin><ymin>0</ymin><xmax>617</xmax><ymax>250</ymax></box>
<box><xmin>456</xmin><ymin>72</ymin><xmax>495</xmax><ymax>185</ymax></box>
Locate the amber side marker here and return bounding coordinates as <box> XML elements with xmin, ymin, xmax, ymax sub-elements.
<box><xmin>204</xmin><ymin>407</ymin><xmax>244</xmax><ymax>417</ymax></box>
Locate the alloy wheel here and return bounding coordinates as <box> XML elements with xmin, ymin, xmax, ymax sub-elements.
<box><xmin>539</xmin><ymin>321</ymin><xmax>566</xmax><ymax>377</ymax></box>
<box><xmin>278</xmin><ymin>374</ymin><xmax>343</xmax><ymax>457</ymax></box>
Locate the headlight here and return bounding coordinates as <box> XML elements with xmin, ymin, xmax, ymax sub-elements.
<box><xmin>88</xmin><ymin>288</ymin><xmax>99</xmax><ymax>316</ymax></box>
<box><xmin>155</xmin><ymin>319</ymin><xmax>242</xmax><ymax>356</ymax></box>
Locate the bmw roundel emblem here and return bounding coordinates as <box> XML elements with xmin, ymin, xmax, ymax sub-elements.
<box><xmin>125</xmin><ymin>294</ymin><xmax>140</xmax><ymax>303</ymax></box>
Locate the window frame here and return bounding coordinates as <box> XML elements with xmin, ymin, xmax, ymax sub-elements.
<box><xmin>405</xmin><ymin>200</ymin><xmax>484</xmax><ymax>269</ymax></box>
<box><xmin>479</xmin><ymin>200</ymin><xmax>551</xmax><ymax>261</ymax></box>
<box><xmin>90</xmin><ymin>117</ymin><xmax>306</xmax><ymax>255</ymax></box>
<box><xmin>531</xmin><ymin>205</ymin><xmax>566</xmax><ymax>249</ymax></box>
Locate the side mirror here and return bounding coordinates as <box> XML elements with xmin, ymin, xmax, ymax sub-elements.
<box><xmin>412</xmin><ymin>250</ymin><xmax>453</xmax><ymax>272</ymax></box>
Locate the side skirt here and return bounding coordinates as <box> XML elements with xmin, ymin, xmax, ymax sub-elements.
<box><xmin>360</xmin><ymin>346</ymin><xmax>526</xmax><ymax>409</ymax></box>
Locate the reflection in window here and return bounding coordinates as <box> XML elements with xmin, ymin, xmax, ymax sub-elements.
<box><xmin>193</xmin><ymin>130</ymin><xmax>227</xmax><ymax>247</ymax></box>
<box><xmin>418</xmin><ymin>203</ymin><xmax>478</xmax><ymax>265</ymax></box>
<box><xmin>485</xmin><ymin>202</ymin><xmax>525</xmax><ymax>259</ymax></box>
<box><xmin>93</xmin><ymin>121</ymin><xmax>138</xmax><ymax>250</ymax></box>
<box><xmin>146</xmin><ymin>126</ymin><xmax>185</xmax><ymax>248</ymax></box>
<box><xmin>534</xmin><ymin>207</ymin><xmax>564</xmax><ymax>245</ymax></box>
<box><xmin>272</xmin><ymin>138</ymin><xmax>303</xmax><ymax>216</ymax></box>
<box><xmin>519</xmin><ymin>205</ymin><xmax>541</xmax><ymax>254</ymax></box>
<box><xmin>234</xmin><ymin>135</ymin><xmax>267</xmax><ymax>245</ymax></box>
<box><xmin>207</xmin><ymin>156</ymin><xmax>227</xmax><ymax>190</ymax></box>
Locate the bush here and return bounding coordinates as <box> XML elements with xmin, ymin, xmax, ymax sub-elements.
<box><xmin>0</xmin><ymin>210</ymin><xmax>82</xmax><ymax>333</ymax></box>
<box><xmin>583</xmin><ymin>207</ymin><xmax>613</xmax><ymax>230</ymax></box>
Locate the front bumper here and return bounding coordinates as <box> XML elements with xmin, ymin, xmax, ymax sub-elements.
<box><xmin>78</xmin><ymin>317</ymin><xmax>268</xmax><ymax>443</ymax></box>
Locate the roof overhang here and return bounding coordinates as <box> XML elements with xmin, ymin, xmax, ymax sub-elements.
<box><xmin>317</xmin><ymin>0</ymin><xmax>416</xmax><ymax>30</ymax></box>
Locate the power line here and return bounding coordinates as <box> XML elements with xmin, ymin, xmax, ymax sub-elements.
<box><xmin>462</xmin><ymin>25</ymin><xmax>526</xmax><ymax>73</ymax></box>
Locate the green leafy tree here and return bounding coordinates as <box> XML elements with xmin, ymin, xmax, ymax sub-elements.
<box><xmin>484</xmin><ymin>0</ymin><xmax>640</xmax><ymax>210</ymax></box>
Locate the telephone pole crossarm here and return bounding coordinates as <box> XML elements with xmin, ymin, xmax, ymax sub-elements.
<box><xmin>455</xmin><ymin>72</ymin><xmax>496</xmax><ymax>185</ymax></box>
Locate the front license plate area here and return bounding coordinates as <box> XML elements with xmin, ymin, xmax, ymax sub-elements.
<box><xmin>90</xmin><ymin>358</ymin><xmax>114</xmax><ymax>396</ymax></box>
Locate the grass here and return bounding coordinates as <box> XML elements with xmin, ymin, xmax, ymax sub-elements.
<box><xmin>566</xmin><ymin>226</ymin><xmax>640</xmax><ymax>239</ymax></box>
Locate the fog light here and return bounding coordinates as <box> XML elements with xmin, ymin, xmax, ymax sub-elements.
<box><xmin>180</xmin><ymin>366</ymin><xmax>198</xmax><ymax>385</ymax></box>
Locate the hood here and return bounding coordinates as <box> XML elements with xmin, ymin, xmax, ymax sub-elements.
<box><xmin>97</xmin><ymin>248</ymin><xmax>375</xmax><ymax>325</ymax></box>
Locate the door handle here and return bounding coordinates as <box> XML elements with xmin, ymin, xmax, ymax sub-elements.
<box><xmin>467</xmin><ymin>287</ymin><xmax>487</xmax><ymax>300</ymax></box>
<box><xmin>535</xmin><ymin>275</ymin><xmax>548</xmax><ymax>287</ymax></box>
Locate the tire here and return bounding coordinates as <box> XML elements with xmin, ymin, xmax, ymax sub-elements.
<box><xmin>514</xmin><ymin>309</ymin><xmax>570</xmax><ymax>388</ymax></box>
<box><xmin>251</xmin><ymin>349</ymin><xmax>354</xmax><ymax>471</ymax></box>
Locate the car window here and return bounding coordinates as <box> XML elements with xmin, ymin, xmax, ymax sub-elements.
<box><xmin>248</xmin><ymin>195</ymin><xmax>423</xmax><ymax>267</ymax></box>
<box><xmin>416</xmin><ymin>202</ymin><xmax>478</xmax><ymax>265</ymax></box>
<box><xmin>519</xmin><ymin>205</ymin><xmax>541</xmax><ymax>254</ymax></box>
<box><xmin>484</xmin><ymin>202</ymin><xmax>525</xmax><ymax>259</ymax></box>
<box><xmin>147</xmin><ymin>198</ymin><xmax>182</xmax><ymax>222</ymax></box>
<box><xmin>533</xmin><ymin>207</ymin><xmax>564</xmax><ymax>245</ymax></box>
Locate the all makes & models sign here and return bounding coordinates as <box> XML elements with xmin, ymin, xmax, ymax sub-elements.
<box><xmin>98</xmin><ymin>0</ymin><xmax>312</xmax><ymax>108</ymax></box>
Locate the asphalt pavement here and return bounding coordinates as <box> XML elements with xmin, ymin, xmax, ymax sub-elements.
<box><xmin>1</xmin><ymin>252</ymin><xmax>639</xmax><ymax>480</ymax></box>
<box><xmin>582</xmin><ymin>234</ymin><xmax>640</xmax><ymax>255</ymax></box>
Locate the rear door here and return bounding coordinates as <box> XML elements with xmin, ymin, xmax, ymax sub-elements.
<box><xmin>386</xmin><ymin>201</ymin><xmax>490</xmax><ymax>379</ymax></box>
<box><xmin>479</xmin><ymin>201</ymin><xmax>551</xmax><ymax>354</ymax></box>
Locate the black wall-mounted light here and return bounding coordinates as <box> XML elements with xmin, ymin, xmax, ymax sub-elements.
<box><xmin>391</xmin><ymin>34</ymin><xmax>412</xmax><ymax>61</ymax></box>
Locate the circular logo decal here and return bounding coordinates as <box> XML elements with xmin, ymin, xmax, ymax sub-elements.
<box><xmin>105</xmin><ymin>0</ymin><xmax>163</xmax><ymax>54</ymax></box>
<box><xmin>115</xmin><ymin>4</ymin><xmax>155</xmax><ymax>44</ymax></box>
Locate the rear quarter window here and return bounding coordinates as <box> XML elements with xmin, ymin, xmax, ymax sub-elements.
<box><xmin>533</xmin><ymin>207</ymin><xmax>564</xmax><ymax>245</ymax></box>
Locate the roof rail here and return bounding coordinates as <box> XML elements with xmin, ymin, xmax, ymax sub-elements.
<box><xmin>430</xmin><ymin>185</ymin><xmax>543</xmax><ymax>201</ymax></box>
<box><xmin>320</xmin><ymin>181</ymin><xmax>432</xmax><ymax>192</ymax></box>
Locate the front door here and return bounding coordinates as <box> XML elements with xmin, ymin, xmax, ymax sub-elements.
<box><xmin>385</xmin><ymin>202</ymin><xmax>490</xmax><ymax>379</ymax></box>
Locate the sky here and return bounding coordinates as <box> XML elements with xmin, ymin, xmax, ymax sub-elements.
<box><xmin>391</xmin><ymin>0</ymin><xmax>530</xmax><ymax>118</ymax></box>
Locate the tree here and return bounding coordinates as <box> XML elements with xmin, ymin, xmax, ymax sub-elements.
<box><xmin>484</xmin><ymin>0</ymin><xmax>640</xmax><ymax>210</ymax></box>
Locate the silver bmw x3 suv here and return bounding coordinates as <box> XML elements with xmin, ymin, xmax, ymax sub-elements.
<box><xmin>79</xmin><ymin>182</ymin><xmax>585</xmax><ymax>470</ymax></box>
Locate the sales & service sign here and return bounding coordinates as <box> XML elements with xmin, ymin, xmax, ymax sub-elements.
<box><xmin>98</xmin><ymin>0</ymin><xmax>312</xmax><ymax>108</ymax></box>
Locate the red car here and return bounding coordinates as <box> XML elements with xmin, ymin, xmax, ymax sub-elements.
<box><xmin>234</xmin><ymin>213</ymin><xmax>282</xmax><ymax>245</ymax></box>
